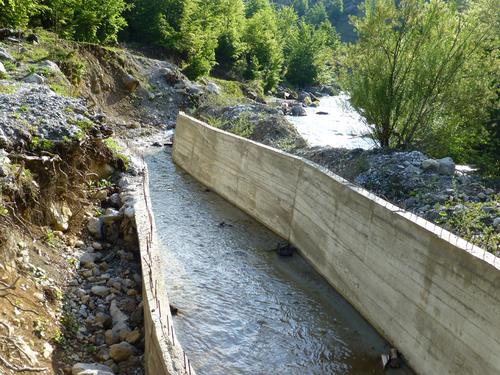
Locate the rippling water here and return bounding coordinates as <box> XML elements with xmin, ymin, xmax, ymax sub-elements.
<box><xmin>146</xmin><ymin>149</ymin><xmax>413</xmax><ymax>375</ymax></box>
<box><xmin>286</xmin><ymin>94</ymin><xmax>376</xmax><ymax>150</ymax></box>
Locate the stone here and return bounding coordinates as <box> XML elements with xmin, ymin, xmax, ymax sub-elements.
<box><xmin>437</xmin><ymin>157</ymin><xmax>455</xmax><ymax>175</ymax></box>
<box><xmin>23</xmin><ymin>73</ymin><xmax>45</xmax><ymax>84</ymax></box>
<box><xmin>493</xmin><ymin>217</ymin><xmax>500</xmax><ymax>228</ymax></box>
<box><xmin>109</xmin><ymin>342</ymin><xmax>134</xmax><ymax>362</ymax></box>
<box><xmin>206</xmin><ymin>81</ymin><xmax>221</xmax><ymax>95</ymax></box>
<box><xmin>125</xmin><ymin>329</ymin><xmax>141</xmax><ymax>344</ymax></box>
<box><xmin>421</xmin><ymin>159</ymin><xmax>439</xmax><ymax>172</ymax></box>
<box><xmin>109</xmin><ymin>193</ymin><xmax>121</xmax><ymax>208</ymax></box>
<box><xmin>91</xmin><ymin>285</ymin><xmax>110</xmax><ymax>297</ymax></box>
<box><xmin>49</xmin><ymin>201</ymin><xmax>72</xmax><ymax>231</ymax></box>
<box><xmin>92</xmin><ymin>241</ymin><xmax>103</xmax><ymax>250</ymax></box>
<box><xmin>80</xmin><ymin>252</ymin><xmax>101</xmax><ymax>266</ymax></box>
<box><xmin>123</xmin><ymin>74</ymin><xmax>139</xmax><ymax>92</ymax></box>
<box><xmin>0</xmin><ymin>61</ymin><xmax>6</xmax><ymax>75</ymax></box>
<box><xmin>290</xmin><ymin>105</ymin><xmax>306</xmax><ymax>116</ymax></box>
<box><xmin>94</xmin><ymin>312</ymin><xmax>112</xmax><ymax>329</ymax></box>
<box><xmin>0</xmin><ymin>48</ymin><xmax>14</xmax><ymax>61</ymax></box>
<box><xmin>42</xmin><ymin>342</ymin><xmax>53</xmax><ymax>358</ymax></box>
<box><xmin>105</xmin><ymin>329</ymin><xmax>120</xmax><ymax>345</ymax></box>
<box><xmin>39</xmin><ymin>60</ymin><xmax>61</xmax><ymax>75</ymax></box>
<box><xmin>71</xmin><ymin>362</ymin><xmax>114</xmax><ymax>375</ymax></box>
<box><xmin>87</xmin><ymin>217</ymin><xmax>104</xmax><ymax>239</ymax></box>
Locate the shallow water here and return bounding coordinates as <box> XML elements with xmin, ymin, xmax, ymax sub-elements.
<box><xmin>146</xmin><ymin>148</ymin><xmax>413</xmax><ymax>375</ymax></box>
<box><xmin>286</xmin><ymin>94</ymin><xmax>376</xmax><ymax>150</ymax></box>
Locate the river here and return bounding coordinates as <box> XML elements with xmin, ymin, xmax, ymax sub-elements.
<box><xmin>286</xmin><ymin>94</ymin><xmax>376</xmax><ymax>150</ymax></box>
<box><xmin>146</xmin><ymin>148</ymin><xmax>413</xmax><ymax>375</ymax></box>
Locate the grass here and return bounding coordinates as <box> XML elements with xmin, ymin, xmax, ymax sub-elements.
<box><xmin>435</xmin><ymin>195</ymin><xmax>500</xmax><ymax>254</ymax></box>
<box><xmin>0</xmin><ymin>83</ymin><xmax>17</xmax><ymax>94</ymax></box>
<box><xmin>104</xmin><ymin>137</ymin><xmax>129</xmax><ymax>170</ymax></box>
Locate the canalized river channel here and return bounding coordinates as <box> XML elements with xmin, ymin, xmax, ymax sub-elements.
<box><xmin>146</xmin><ymin>148</ymin><xmax>414</xmax><ymax>375</ymax></box>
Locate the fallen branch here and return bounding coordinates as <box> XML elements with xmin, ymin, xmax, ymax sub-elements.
<box><xmin>3</xmin><ymin>296</ymin><xmax>39</xmax><ymax>314</ymax></box>
<box><xmin>0</xmin><ymin>354</ymin><xmax>47</xmax><ymax>372</ymax></box>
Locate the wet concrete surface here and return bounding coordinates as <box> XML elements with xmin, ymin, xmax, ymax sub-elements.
<box><xmin>146</xmin><ymin>148</ymin><xmax>414</xmax><ymax>375</ymax></box>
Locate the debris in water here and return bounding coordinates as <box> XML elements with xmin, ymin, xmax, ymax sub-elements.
<box><xmin>316</xmin><ymin>111</ymin><xmax>329</xmax><ymax>115</ymax></box>
<box><xmin>170</xmin><ymin>304</ymin><xmax>179</xmax><ymax>316</ymax></box>
<box><xmin>218</xmin><ymin>221</ymin><xmax>232</xmax><ymax>228</ymax></box>
<box><xmin>276</xmin><ymin>242</ymin><xmax>296</xmax><ymax>256</ymax></box>
<box><xmin>381</xmin><ymin>348</ymin><xmax>401</xmax><ymax>369</ymax></box>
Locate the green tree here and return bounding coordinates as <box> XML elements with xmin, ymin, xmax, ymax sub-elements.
<box><xmin>243</xmin><ymin>7</ymin><xmax>283</xmax><ymax>91</ymax></box>
<box><xmin>0</xmin><ymin>0</ymin><xmax>41</xmax><ymax>28</ymax></box>
<box><xmin>342</xmin><ymin>0</ymin><xmax>498</xmax><ymax>150</ymax></box>
<box><xmin>214</xmin><ymin>0</ymin><xmax>246</xmax><ymax>73</ymax></box>
<box><xmin>285</xmin><ymin>21</ymin><xmax>336</xmax><ymax>86</ymax></box>
<box><xmin>44</xmin><ymin>0</ymin><xmax>129</xmax><ymax>43</ymax></box>
<box><xmin>305</xmin><ymin>1</ymin><xmax>328</xmax><ymax>26</ymax></box>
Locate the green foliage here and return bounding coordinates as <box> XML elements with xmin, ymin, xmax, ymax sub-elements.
<box><xmin>285</xmin><ymin>21</ymin><xmax>337</xmax><ymax>86</ymax></box>
<box><xmin>435</xmin><ymin>196</ymin><xmax>500</xmax><ymax>254</ymax></box>
<box><xmin>44</xmin><ymin>0</ymin><xmax>130</xmax><ymax>43</ymax></box>
<box><xmin>243</xmin><ymin>7</ymin><xmax>283</xmax><ymax>91</ymax></box>
<box><xmin>103</xmin><ymin>137</ymin><xmax>129</xmax><ymax>169</ymax></box>
<box><xmin>0</xmin><ymin>0</ymin><xmax>42</xmax><ymax>28</ymax></box>
<box><xmin>341</xmin><ymin>0</ymin><xmax>499</xmax><ymax>156</ymax></box>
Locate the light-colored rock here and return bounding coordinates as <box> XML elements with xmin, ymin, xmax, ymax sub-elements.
<box><xmin>290</xmin><ymin>105</ymin><xmax>306</xmax><ymax>116</ymax></box>
<box><xmin>91</xmin><ymin>285</ymin><xmax>110</xmax><ymax>297</ymax></box>
<box><xmin>39</xmin><ymin>60</ymin><xmax>61</xmax><ymax>75</ymax></box>
<box><xmin>23</xmin><ymin>73</ymin><xmax>45</xmax><ymax>84</ymax></box>
<box><xmin>438</xmin><ymin>157</ymin><xmax>455</xmax><ymax>175</ymax></box>
<box><xmin>49</xmin><ymin>201</ymin><xmax>72</xmax><ymax>231</ymax></box>
<box><xmin>92</xmin><ymin>241</ymin><xmax>103</xmax><ymax>250</ymax></box>
<box><xmin>71</xmin><ymin>362</ymin><xmax>114</xmax><ymax>375</ymax></box>
<box><xmin>0</xmin><ymin>61</ymin><xmax>6</xmax><ymax>75</ymax></box>
<box><xmin>206</xmin><ymin>81</ymin><xmax>221</xmax><ymax>95</ymax></box>
<box><xmin>421</xmin><ymin>159</ymin><xmax>439</xmax><ymax>172</ymax></box>
<box><xmin>109</xmin><ymin>342</ymin><xmax>134</xmax><ymax>362</ymax></box>
<box><xmin>42</xmin><ymin>342</ymin><xmax>53</xmax><ymax>358</ymax></box>
<box><xmin>493</xmin><ymin>217</ymin><xmax>500</xmax><ymax>228</ymax></box>
<box><xmin>87</xmin><ymin>217</ymin><xmax>103</xmax><ymax>239</ymax></box>
<box><xmin>0</xmin><ymin>48</ymin><xmax>14</xmax><ymax>61</ymax></box>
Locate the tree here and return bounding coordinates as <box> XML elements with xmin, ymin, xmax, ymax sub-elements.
<box><xmin>43</xmin><ymin>0</ymin><xmax>129</xmax><ymax>43</ymax></box>
<box><xmin>342</xmin><ymin>0</ymin><xmax>498</xmax><ymax>150</ymax></box>
<box><xmin>285</xmin><ymin>21</ymin><xmax>336</xmax><ymax>86</ymax></box>
<box><xmin>243</xmin><ymin>7</ymin><xmax>283</xmax><ymax>91</ymax></box>
<box><xmin>0</xmin><ymin>0</ymin><xmax>41</xmax><ymax>28</ymax></box>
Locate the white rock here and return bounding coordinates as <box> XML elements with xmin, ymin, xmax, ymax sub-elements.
<box><xmin>42</xmin><ymin>342</ymin><xmax>53</xmax><ymax>358</ymax></box>
<box><xmin>91</xmin><ymin>285</ymin><xmax>110</xmax><ymax>297</ymax></box>
<box><xmin>0</xmin><ymin>61</ymin><xmax>6</xmax><ymax>75</ymax></box>
<box><xmin>206</xmin><ymin>81</ymin><xmax>221</xmax><ymax>95</ymax></box>
<box><xmin>38</xmin><ymin>60</ymin><xmax>61</xmax><ymax>75</ymax></box>
<box><xmin>23</xmin><ymin>73</ymin><xmax>45</xmax><ymax>84</ymax></box>
<box><xmin>87</xmin><ymin>217</ymin><xmax>103</xmax><ymax>239</ymax></box>
<box><xmin>0</xmin><ymin>48</ymin><xmax>14</xmax><ymax>61</ymax></box>
<box><xmin>493</xmin><ymin>217</ymin><xmax>500</xmax><ymax>228</ymax></box>
<box><xmin>421</xmin><ymin>159</ymin><xmax>439</xmax><ymax>172</ymax></box>
<box><xmin>72</xmin><ymin>362</ymin><xmax>114</xmax><ymax>375</ymax></box>
<box><xmin>438</xmin><ymin>157</ymin><xmax>455</xmax><ymax>175</ymax></box>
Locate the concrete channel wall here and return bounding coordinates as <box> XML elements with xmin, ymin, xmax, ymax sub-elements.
<box><xmin>133</xmin><ymin>157</ymin><xmax>194</xmax><ymax>375</ymax></box>
<box><xmin>173</xmin><ymin>112</ymin><xmax>500</xmax><ymax>375</ymax></box>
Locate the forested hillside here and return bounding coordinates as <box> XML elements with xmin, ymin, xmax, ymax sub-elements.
<box><xmin>0</xmin><ymin>0</ymin><xmax>498</xmax><ymax>174</ymax></box>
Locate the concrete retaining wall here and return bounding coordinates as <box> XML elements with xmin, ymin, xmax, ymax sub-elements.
<box><xmin>133</xmin><ymin>158</ymin><xmax>194</xmax><ymax>375</ymax></box>
<box><xmin>173</xmin><ymin>112</ymin><xmax>500</xmax><ymax>375</ymax></box>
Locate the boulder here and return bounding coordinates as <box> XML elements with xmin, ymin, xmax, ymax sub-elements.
<box><xmin>39</xmin><ymin>60</ymin><xmax>61</xmax><ymax>75</ymax></box>
<box><xmin>122</xmin><ymin>74</ymin><xmax>139</xmax><ymax>92</ymax></box>
<box><xmin>290</xmin><ymin>105</ymin><xmax>307</xmax><ymax>116</ymax></box>
<box><xmin>26</xmin><ymin>33</ymin><xmax>39</xmax><ymax>44</ymax></box>
<box><xmin>0</xmin><ymin>61</ymin><xmax>6</xmax><ymax>75</ymax></box>
<box><xmin>23</xmin><ymin>73</ymin><xmax>45</xmax><ymax>84</ymax></box>
<box><xmin>109</xmin><ymin>342</ymin><xmax>134</xmax><ymax>362</ymax></box>
<box><xmin>0</xmin><ymin>47</ymin><xmax>14</xmax><ymax>61</ymax></box>
<box><xmin>493</xmin><ymin>217</ymin><xmax>500</xmax><ymax>228</ymax></box>
<box><xmin>91</xmin><ymin>285</ymin><xmax>110</xmax><ymax>297</ymax></box>
<box><xmin>206</xmin><ymin>81</ymin><xmax>221</xmax><ymax>95</ymax></box>
<box><xmin>87</xmin><ymin>217</ymin><xmax>104</xmax><ymax>239</ymax></box>
<box><xmin>421</xmin><ymin>159</ymin><xmax>439</xmax><ymax>172</ymax></box>
<box><xmin>72</xmin><ymin>362</ymin><xmax>114</xmax><ymax>375</ymax></box>
<box><xmin>438</xmin><ymin>157</ymin><xmax>455</xmax><ymax>175</ymax></box>
<box><xmin>49</xmin><ymin>201</ymin><xmax>72</xmax><ymax>231</ymax></box>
